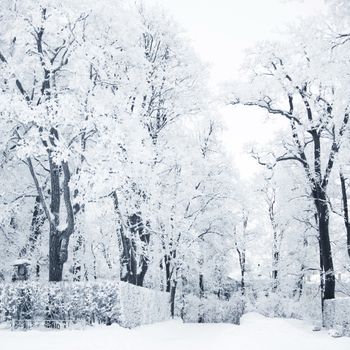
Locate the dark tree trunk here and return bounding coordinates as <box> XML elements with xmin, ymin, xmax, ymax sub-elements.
<box><xmin>165</xmin><ymin>254</ymin><xmax>171</xmax><ymax>292</ymax></box>
<box><xmin>48</xmin><ymin>155</ymin><xmax>62</xmax><ymax>282</ymax></box>
<box><xmin>164</xmin><ymin>249</ymin><xmax>177</xmax><ymax>292</ymax></box>
<box><xmin>311</xmin><ymin>132</ymin><xmax>335</xmax><ymax>300</ymax></box>
<box><xmin>131</xmin><ymin>213</ymin><xmax>150</xmax><ymax>286</ymax></box>
<box><xmin>319</xmin><ymin>238</ymin><xmax>325</xmax><ymax>316</ymax></box>
<box><xmin>49</xmin><ymin>225</ymin><xmax>64</xmax><ymax>282</ymax></box>
<box><xmin>199</xmin><ymin>274</ymin><xmax>204</xmax><ymax>298</ymax></box>
<box><xmin>315</xmin><ymin>190</ymin><xmax>335</xmax><ymax>300</ymax></box>
<box><xmin>170</xmin><ymin>280</ymin><xmax>177</xmax><ymax>318</ymax></box>
<box><xmin>124</xmin><ymin>213</ymin><xmax>149</xmax><ymax>286</ymax></box>
<box><xmin>198</xmin><ymin>273</ymin><xmax>204</xmax><ymax>323</ymax></box>
<box><xmin>28</xmin><ymin>144</ymin><xmax>75</xmax><ymax>282</ymax></box>
<box><xmin>340</xmin><ymin>171</ymin><xmax>350</xmax><ymax>260</ymax></box>
<box><xmin>319</xmin><ymin>213</ymin><xmax>335</xmax><ymax>300</ymax></box>
<box><xmin>162</xmin><ymin>249</ymin><xmax>179</xmax><ymax>317</ymax></box>
<box><xmin>112</xmin><ymin>192</ymin><xmax>149</xmax><ymax>286</ymax></box>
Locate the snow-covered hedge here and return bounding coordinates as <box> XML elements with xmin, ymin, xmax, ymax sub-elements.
<box><xmin>0</xmin><ymin>282</ymin><xmax>121</xmax><ymax>327</ymax></box>
<box><xmin>324</xmin><ymin>298</ymin><xmax>350</xmax><ymax>336</ymax></box>
<box><xmin>181</xmin><ymin>294</ymin><xmax>245</xmax><ymax>324</ymax></box>
<box><xmin>0</xmin><ymin>281</ymin><xmax>170</xmax><ymax>329</ymax></box>
<box><xmin>119</xmin><ymin>282</ymin><xmax>171</xmax><ymax>328</ymax></box>
<box><xmin>246</xmin><ymin>292</ymin><xmax>322</xmax><ymax>322</ymax></box>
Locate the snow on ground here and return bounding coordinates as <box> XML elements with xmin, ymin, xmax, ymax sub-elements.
<box><xmin>2</xmin><ymin>313</ymin><xmax>350</xmax><ymax>350</ymax></box>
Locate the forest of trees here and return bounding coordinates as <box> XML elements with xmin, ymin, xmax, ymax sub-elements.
<box><xmin>0</xmin><ymin>0</ymin><xmax>240</xmax><ymax>313</ymax></box>
<box><xmin>1</xmin><ymin>0</ymin><xmax>350</xmax><ymax>330</ymax></box>
<box><xmin>230</xmin><ymin>0</ymin><xmax>350</xmax><ymax>306</ymax></box>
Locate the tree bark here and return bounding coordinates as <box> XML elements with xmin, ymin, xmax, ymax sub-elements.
<box><xmin>339</xmin><ymin>171</ymin><xmax>350</xmax><ymax>260</ymax></box>
<box><xmin>165</xmin><ymin>254</ymin><xmax>171</xmax><ymax>292</ymax></box>
<box><xmin>198</xmin><ymin>272</ymin><xmax>204</xmax><ymax>323</ymax></box>
<box><xmin>112</xmin><ymin>191</ymin><xmax>149</xmax><ymax>286</ymax></box>
<box><xmin>314</xmin><ymin>189</ymin><xmax>335</xmax><ymax>300</ymax></box>
<box><xmin>170</xmin><ymin>280</ymin><xmax>177</xmax><ymax>318</ymax></box>
<box><xmin>129</xmin><ymin>213</ymin><xmax>150</xmax><ymax>286</ymax></box>
<box><xmin>48</xmin><ymin>153</ymin><xmax>62</xmax><ymax>282</ymax></box>
<box><xmin>28</xmin><ymin>151</ymin><xmax>75</xmax><ymax>282</ymax></box>
<box><xmin>311</xmin><ymin>131</ymin><xmax>335</xmax><ymax>300</ymax></box>
<box><xmin>19</xmin><ymin>195</ymin><xmax>45</xmax><ymax>258</ymax></box>
<box><xmin>272</xmin><ymin>233</ymin><xmax>279</xmax><ymax>292</ymax></box>
<box><xmin>49</xmin><ymin>226</ymin><xmax>64</xmax><ymax>282</ymax></box>
<box><xmin>233</xmin><ymin>219</ymin><xmax>247</xmax><ymax>296</ymax></box>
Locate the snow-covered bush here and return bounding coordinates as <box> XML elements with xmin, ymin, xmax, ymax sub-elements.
<box><xmin>244</xmin><ymin>285</ymin><xmax>321</xmax><ymax>322</ymax></box>
<box><xmin>0</xmin><ymin>282</ymin><xmax>121</xmax><ymax>327</ymax></box>
<box><xmin>324</xmin><ymin>298</ymin><xmax>350</xmax><ymax>336</ymax></box>
<box><xmin>246</xmin><ymin>293</ymin><xmax>321</xmax><ymax>322</ymax></box>
<box><xmin>119</xmin><ymin>282</ymin><xmax>171</xmax><ymax>328</ymax></box>
<box><xmin>45</xmin><ymin>282</ymin><xmax>121</xmax><ymax>325</ymax></box>
<box><xmin>181</xmin><ymin>293</ymin><xmax>245</xmax><ymax>324</ymax></box>
<box><xmin>0</xmin><ymin>281</ymin><xmax>171</xmax><ymax>329</ymax></box>
<box><xmin>0</xmin><ymin>283</ymin><xmax>42</xmax><ymax>327</ymax></box>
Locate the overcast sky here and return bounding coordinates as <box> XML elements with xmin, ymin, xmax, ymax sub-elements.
<box><xmin>146</xmin><ymin>0</ymin><xmax>325</xmax><ymax>177</ymax></box>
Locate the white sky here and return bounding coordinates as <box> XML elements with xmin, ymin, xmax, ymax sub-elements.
<box><xmin>146</xmin><ymin>0</ymin><xmax>325</xmax><ymax>177</ymax></box>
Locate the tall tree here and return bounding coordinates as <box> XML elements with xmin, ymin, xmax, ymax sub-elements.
<box><xmin>230</xmin><ymin>23</ymin><xmax>350</xmax><ymax>299</ymax></box>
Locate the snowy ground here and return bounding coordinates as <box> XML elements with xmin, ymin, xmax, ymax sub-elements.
<box><xmin>2</xmin><ymin>313</ymin><xmax>350</xmax><ymax>350</ymax></box>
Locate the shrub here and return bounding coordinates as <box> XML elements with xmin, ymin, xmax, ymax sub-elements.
<box><xmin>181</xmin><ymin>293</ymin><xmax>245</xmax><ymax>324</ymax></box>
<box><xmin>0</xmin><ymin>281</ymin><xmax>170</xmax><ymax>329</ymax></box>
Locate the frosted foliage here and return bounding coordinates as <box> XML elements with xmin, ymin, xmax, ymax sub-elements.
<box><xmin>181</xmin><ymin>294</ymin><xmax>245</xmax><ymax>324</ymax></box>
<box><xmin>2</xmin><ymin>0</ymin><xmax>350</xmax><ymax>336</ymax></box>
<box><xmin>0</xmin><ymin>0</ymin><xmax>230</xmax><ymax>288</ymax></box>
<box><xmin>324</xmin><ymin>298</ymin><xmax>350</xmax><ymax>336</ymax></box>
<box><xmin>119</xmin><ymin>282</ymin><xmax>170</xmax><ymax>328</ymax></box>
<box><xmin>0</xmin><ymin>281</ymin><xmax>170</xmax><ymax>329</ymax></box>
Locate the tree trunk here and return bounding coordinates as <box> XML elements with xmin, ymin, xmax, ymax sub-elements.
<box><xmin>339</xmin><ymin>171</ymin><xmax>350</xmax><ymax>260</ymax></box>
<box><xmin>125</xmin><ymin>213</ymin><xmax>149</xmax><ymax>286</ymax></box>
<box><xmin>165</xmin><ymin>254</ymin><xmax>171</xmax><ymax>292</ymax></box>
<box><xmin>319</xmin><ymin>238</ymin><xmax>325</xmax><ymax>316</ymax></box>
<box><xmin>233</xmin><ymin>223</ymin><xmax>246</xmax><ymax>296</ymax></box>
<box><xmin>49</xmin><ymin>225</ymin><xmax>64</xmax><ymax>282</ymax></box>
<box><xmin>239</xmin><ymin>251</ymin><xmax>246</xmax><ymax>296</ymax></box>
<box><xmin>19</xmin><ymin>195</ymin><xmax>45</xmax><ymax>260</ymax></box>
<box><xmin>268</xmin><ymin>193</ymin><xmax>280</xmax><ymax>293</ymax></box>
<box><xmin>170</xmin><ymin>280</ymin><xmax>177</xmax><ymax>318</ymax></box>
<box><xmin>315</xmin><ymin>191</ymin><xmax>335</xmax><ymax>300</ymax></box>
<box><xmin>48</xmin><ymin>154</ymin><xmax>61</xmax><ymax>282</ymax></box>
<box><xmin>28</xmin><ymin>150</ymin><xmax>75</xmax><ymax>282</ymax></box>
<box><xmin>112</xmin><ymin>191</ymin><xmax>150</xmax><ymax>286</ymax></box>
<box><xmin>130</xmin><ymin>212</ymin><xmax>150</xmax><ymax>286</ymax></box>
<box><xmin>199</xmin><ymin>273</ymin><xmax>204</xmax><ymax>298</ymax></box>
<box><xmin>294</xmin><ymin>235</ymin><xmax>308</xmax><ymax>299</ymax></box>
<box><xmin>198</xmin><ymin>271</ymin><xmax>205</xmax><ymax>323</ymax></box>
<box><xmin>272</xmin><ymin>237</ymin><xmax>279</xmax><ymax>292</ymax></box>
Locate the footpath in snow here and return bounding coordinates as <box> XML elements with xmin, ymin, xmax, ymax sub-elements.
<box><xmin>2</xmin><ymin>313</ymin><xmax>350</xmax><ymax>350</ymax></box>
